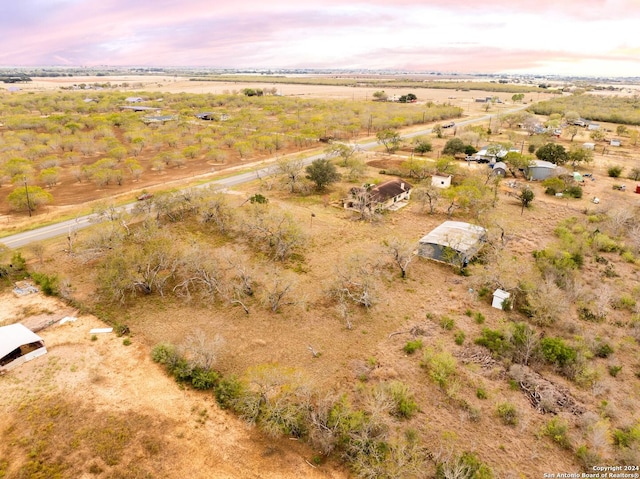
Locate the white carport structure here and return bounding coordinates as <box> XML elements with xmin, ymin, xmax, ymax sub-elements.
<box><xmin>0</xmin><ymin>323</ymin><xmax>47</xmax><ymax>372</ymax></box>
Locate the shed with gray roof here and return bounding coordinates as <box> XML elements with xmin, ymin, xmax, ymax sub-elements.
<box><xmin>417</xmin><ymin>221</ymin><xmax>487</xmax><ymax>267</ymax></box>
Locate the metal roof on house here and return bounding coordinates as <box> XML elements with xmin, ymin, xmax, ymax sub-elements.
<box><xmin>529</xmin><ymin>160</ymin><xmax>557</xmax><ymax>169</ymax></box>
<box><xmin>0</xmin><ymin>323</ymin><xmax>44</xmax><ymax>360</ymax></box>
<box><xmin>418</xmin><ymin>221</ymin><xmax>487</xmax><ymax>254</ymax></box>
<box><xmin>120</xmin><ymin>106</ymin><xmax>161</xmax><ymax>112</ymax></box>
<box><xmin>143</xmin><ymin>115</ymin><xmax>176</xmax><ymax>123</ymax></box>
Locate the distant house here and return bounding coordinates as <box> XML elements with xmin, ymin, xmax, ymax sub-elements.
<box><xmin>125</xmin><ymin>96</ymin><xmax>144</xmax><ymax>103</ymax></box>
<box><xmin>0</xmin><ymin>323</ymin><xmax>47</xmax><ymax>373</ymax></box>
<box><xmin>120</xmin><ymin>105</ymin><xmax>161</xmax><ymax>112</ymax></box>
<box><xmin>417</xmin><ymin>221</ymin><xmax>487</xmax><ymax>267</ymax></box>
<box><xmin>583</xmin><ymin>142</ymin><xmax>595</xmax><ymax>150</ymax></box>
<box><xmin>143</xmin><ymin>115</ymin><xmax>176</xmax><ymax>124</ymax></box>
<box><xmin>610</xmin><ymin>139</ymin><xmax>621</xmax><ymax>147</ymax></box>
<box><xmin>431</xmin><ymin>174</ymin><xmax>452</xmax><ymax>189</ymax></box>
<box><xmin>474</xmin><ymin>145</ymin><xmax>517</xmax><ymax>163</ymax></box>
<box><xmin>525</xmin><ymin>159</ymin><xmax>558</xmax><ymax>181</ymax></box>
<box><xmin>344</xmin><ymin>178</ymin><xmax>413</xmax><ymax>213</ymax></box>
<box><xmin>587</xmin><ymin>123</ymin><xmax>600</xmax><ymax>131</ymax></box>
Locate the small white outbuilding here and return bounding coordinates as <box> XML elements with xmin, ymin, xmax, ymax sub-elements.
<box><xmin>0</xmin><ymin>323</ymin><xmax>47</xmax><ymax>373</ymax></box>
<box><xmin>492</xmin><ymin>289</ymin><xmax>511</xmax><ymax>310</ymax></box>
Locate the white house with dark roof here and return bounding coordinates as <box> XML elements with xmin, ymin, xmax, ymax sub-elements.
<box><xmin>344</xmin><ymin>178</ymin><xmax>413</xmax><ymax>213</ymax></box>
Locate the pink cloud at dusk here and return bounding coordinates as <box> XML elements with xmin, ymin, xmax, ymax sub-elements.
<box><xmin>2</xmin><ymin>0</ymin><xmax>638</xmax><ymax>76</ymax></box>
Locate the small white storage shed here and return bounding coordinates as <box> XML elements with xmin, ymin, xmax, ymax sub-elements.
<box><xmin>492</xmin><ymin>289</ymin><xmax>511</xmax><ymax>310</ymax></box>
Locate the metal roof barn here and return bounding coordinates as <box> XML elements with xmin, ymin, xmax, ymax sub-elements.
<box><xmin>417</xmin><ymin>221</ymin><xmax>487</xmax><ymax>267</ymax></box>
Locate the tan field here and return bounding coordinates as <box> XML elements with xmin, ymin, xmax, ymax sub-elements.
<box><xmin>2</xmin><ymin>77</ymin><xmax>640</xmax><ymax>478</ymax></box>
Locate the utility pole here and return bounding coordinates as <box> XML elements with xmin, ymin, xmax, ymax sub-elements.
<box><xmin>23</xmin><ymin>176</ymin><xmax>32</xmax><ymax>217</ymax></box>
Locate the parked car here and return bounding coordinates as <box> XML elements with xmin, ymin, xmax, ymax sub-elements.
<box><xmin>443</xmin><ymin>122</ymin><xmax>455</xmax><ymax>129</ymax></box>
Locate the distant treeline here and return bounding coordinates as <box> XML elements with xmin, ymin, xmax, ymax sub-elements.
<box><xmin>528</xmin><ymin>94</ymin><xmax>640</xmax><ymax>126</ymax></box>
<box><xmin>189</xmin><ymin>75</ymin><xmax>543</xmax><ymax>94</ymax></box>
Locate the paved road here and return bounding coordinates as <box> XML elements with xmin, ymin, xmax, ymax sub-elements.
<box><xmin>1</xmin><ymin>106</ymin><xmax>528</xmax><ymax>249</ymax></box>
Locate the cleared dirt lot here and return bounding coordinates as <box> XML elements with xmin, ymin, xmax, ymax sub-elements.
<box><xmin>0</xmin><ymin>292</ymin><xmax>347</xmax><ymax>479</ymax></box>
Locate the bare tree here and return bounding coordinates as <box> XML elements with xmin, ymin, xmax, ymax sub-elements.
<box><xmin>276</xmin><ymin>157</ymin><xmax>305</xmax><ymax>193</ymax></box>
<box><xmin>256</xmin><ymin>164</ymin><xmax>279</xmax><ymax>191</ymax></box>
<box><xmin>173</xmin><ymin>247</ymin><xmax>226</xmax><ymax>302</ymax></box>
<box><xmin>336</xmin><ymin>295</ymin><xmax>353</xmax><ymax>330</ymax></box>
<box><xmin>328</xmin><ymin>255</ymin><xmax>379</xmax><ymax>308</ymax></box>
<box><xmin>243</xmin><ymin>205</ymin><xmax>306</xmax><ymax>261</ymax></box>
<box><xmin>263</xmin><ymin>270</ymin><xmax>298</xmax><ymax>312</ymax></box>
<box><xmin>384</xmin><ymin>237</ymin><xmax>415</xmax><ymax>278</ymax></box>
<box><xmin>198</xmin><ymin>191</ymin><xmax>235</xmax><ymax>234</ymax></box>
<box><xmin>413</xmin><ymin>183</ymin><xmax>441</xmax><ymax>214</ymax></box>
<box><xmin>182</xmin><ymin>329</ymin><xmax>225</xmax><ymax>371</ymax></box>
<box><xmin>345</xmin><ymin>184</ymin><xmax>380</xmax><ymax>222</ymax></box>
<box><xmin>28</xmin><ymin>242</ymin><xmax>46</xmax><ymax>265</ymax></box>
<box><xmin>325</xmin><ymin>142</ymin><xmax>358</xmax><ymax>167</ymax></box>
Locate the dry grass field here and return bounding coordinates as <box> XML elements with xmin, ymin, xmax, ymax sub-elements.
<box><xmin>2</xmin><ymin>78</ymin><xmax>640</xmax><ymax>478</ymax></box>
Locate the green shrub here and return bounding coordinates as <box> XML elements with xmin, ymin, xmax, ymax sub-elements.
<box><xmin>436</xmin><ymin>452</ymin><xmax>494</xmax><ymax>479</ymax></box>
<box><xmin>592</xmin><ymin>233</ymin><xmax>619</xmax><ymax>252</ymax></box>
<box><xmin>540</xmin><ymin>418</ymin><xmax>571</xmax><ymax>448</ymax></box>
<box><xmin>403</xmin><ymin>339</ymin><xmax>423</xmax><ymax>354</ymax></box>
<box><xmin>191</xmin><ymin>368</ymin><xmax>220</xmax><ymax>390</ymax></box>
<box><xmin>475</xmin><ymin>328</ymin><xmax>510</xmax><ymax>357</ymax></box>
<box><xmin>565</xmin><ymin>185</ymin><xmax>583</xmax><ymax>198</ymax></box>
<box><xmin>214</xmin><ymin>375</ymin><xmax>244</xmax><ymax>410</ymax></box>
<box><xmin>421</xmin><ymin>348</ymin><xmax>457</xmax><ymax>390</ymax></box>
<box><xmin>613</xmin><ymin>295</ymin><xmax>636</xmax><ymax>311</ymax></box>
<box><xmin>540</xmin><ymin>337</ymin><xmax>577</xmax><ymax>367</ymax></box>
<box><xmin>476</xmin><ymin>387</ymin><xmax>488</xmax><ymax>400</ymax></box>
<box><xmin>386</xmin><ymin>381</ymin><xmax>418</xmax><ymax>419</ymax></box>
<box><xmin>171</xmin><ymin>357</ymin><xmax>194</xmax><ymax>382</ymax></box>
<box><xmin>454</xmin><ymin>331</ymin><xmax>465</xmax><ymax>345</ymax></box>
<box><xmin>151</xmin><ymin>343</ymin><xmax>178</xmax><ymax>365</ymax></box>
<box><xmin>439</xmin><ymin>316</ymin><xmax>454</xmax><ymax>330</ymax></box>
<box><xmin>496</xmin><ymin>403</ymin><xmax>518</xmax><ymax>426</ymax></box>
<box><xmin>30</xmin><ymin>271</ymin><xmax>59</xmax><ymax>296</ymax></box>
<box><xmin>608</xmin><ymin>365</ymin><xmax>622</xmax><ymax>377</ymax></box>
<box><xmin>612</xmin><ymin>425</ymin><xmax>640</xmax><ymax>448</ymax></box>
<box><xmin>593</xmin><ymin>342</ymin><xmax>614</xmax><ymax>358</ymax></box>
<box><xmin>608</xmin><ymin>166</ymin><xmax>623</xmax><ymax>178</ymax></box>
<box><xmin>576</xmin><ymin>444</ymin><xmax>601</xmax><ymax>469</ymax></box>
<box><xmin>621</xmin><ymin>251</ymin><xmax>636</xmax><ymax>263</ymax></box>
<box><xmin>474</xmin><ymin>312</ymin><xmax>485</xmax><ymax>324</ymax></box>
<box><xmin>465</xmin><ymin>309</ymin><xmax>473</xmax><ymax>317</ymax></box>
<box><xmin>542</xmin><ymin>177</ymin><xmax>564</xmax><ymax>196</ymax></box>
<box><xmin>10</xmin><ymin>252</ymin><xmax>26</xmax><ymax>271</ymax></box>
<box><xmin>113</xmin><ymin>323</ymin><xmax>130</xmax><ymax>337</ymax></box>
<box><xmin>122</xmin><ymin>338</ymin><xmax>131</xmax><ymax>346</ymax></box>
<box><xmin>578</xmin><ymin>306</ymin><xmax>606</xmax><ymax>323</ymax></box>
<box><xmin>477</xmin><ymin>287</ymin><xmax>490</xmax><ymax>299</ymax></box>
<box><xmin>91</xmin><ymin>334</ymin><xmax>97</xmax><ymax>342</ymax></box>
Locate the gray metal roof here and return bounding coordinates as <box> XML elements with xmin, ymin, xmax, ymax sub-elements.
<box><xmin>529</xmin><ymin>160</ymin><xmax>557</xmax><ymax>169</ymax></box>
<box><xmin>0</xmin><ymin>323</ymin><xmax>44</xmax><ymax>360</ymax></box>
<box><xmin>418</xmin><ymin>221</ymin><xmax>487</xmax><ymax>254</ymax></box>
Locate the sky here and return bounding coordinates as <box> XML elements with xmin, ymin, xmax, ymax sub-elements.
<box><xmin>2</xmin><ymin>0</ymin><xmax>639</xmax><ymax>77</ymax></box>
